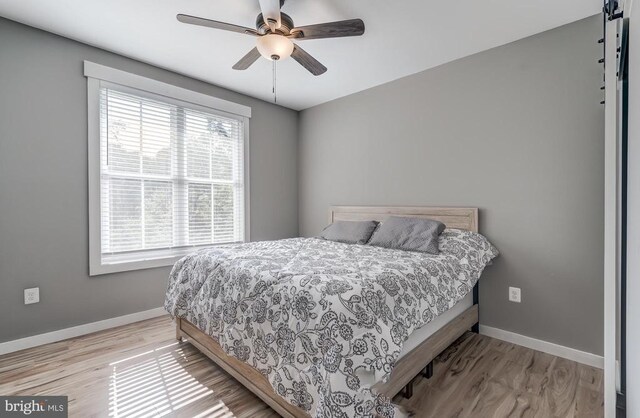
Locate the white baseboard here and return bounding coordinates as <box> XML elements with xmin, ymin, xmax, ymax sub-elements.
<box><xmin>0</xmin><ymin>310</ymin><xmax>604</xmax><ymax>370</ymax></box>
<box><xmin>0</xmin><ymin>307</ymin><xmax>166</xmax><ymax>356</ymax></box>
<box><xmin>480</xmin><ymin>325</ymin><xmax>604</xmax><ymax>369</ymax></box>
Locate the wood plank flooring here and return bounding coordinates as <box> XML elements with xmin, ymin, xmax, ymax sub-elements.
<box><xmin>0</xmin><ymin>316</ymin><xmax>603</xmax><ymax>417</ymax></box>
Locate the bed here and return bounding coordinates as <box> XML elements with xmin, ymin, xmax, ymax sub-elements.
<box><xmin>165</xmin><ymin>206</ymin><xmax>497</xmax><ymax>417</ymax></box>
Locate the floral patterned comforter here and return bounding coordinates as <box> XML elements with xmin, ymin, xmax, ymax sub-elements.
<box><xmin>165</xmin><ymin>229</ymin><xmax>498</xmax><ymax>417</ymax></box>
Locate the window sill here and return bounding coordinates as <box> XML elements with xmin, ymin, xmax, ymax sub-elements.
<box><xmin>90</xmin><ymin>255</ymin><xmax>182</xmax><ymax>276</ymax></box>
<box><xmin>89</xmin><ymin>243</ymin><xmax>242</xmax><ymax>276</ymax></box>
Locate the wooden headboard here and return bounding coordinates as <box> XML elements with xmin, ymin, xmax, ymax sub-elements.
<box><xmin>328</xmin><ymin>206</ymin><xmax>479</xmax><ymax>233</ymax></box>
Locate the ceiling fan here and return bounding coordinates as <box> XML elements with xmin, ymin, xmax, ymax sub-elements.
<box><xmin>177</xmin><ymin>0</ymin><xmax>365</xmax><ymax>76</ymax></box>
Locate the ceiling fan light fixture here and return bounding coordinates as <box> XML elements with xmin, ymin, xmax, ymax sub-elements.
<box><xmin>256</xmin><ymin>34</ymin><xmax>294</xmax><ymax>61</ymax></box>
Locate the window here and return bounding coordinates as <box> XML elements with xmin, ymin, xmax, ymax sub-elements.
<box><xmin>86</xmin><ymin>62</ymin><xmax>250</xmax><ymax>275</ymax></box>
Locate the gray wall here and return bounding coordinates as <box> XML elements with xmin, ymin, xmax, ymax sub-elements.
<box><xmin>298</xmin><ymin>16</ymin><xmax>604</xmax><ymax>355</ymax></box>
<box><xmin>0</xmin><ymin>18</ymin><xmax>298</xmax><ymax>343</ymax></box>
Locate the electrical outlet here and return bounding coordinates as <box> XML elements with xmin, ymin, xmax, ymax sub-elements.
<box><xmin>509</xmin><ymin>287</ymin><xmax>521</xmax><ymax>303</ymax></box>
<box><xmin>24</xmin><ymin>287</ymin><xmax>40</xmax><ymax>305</ymax></box>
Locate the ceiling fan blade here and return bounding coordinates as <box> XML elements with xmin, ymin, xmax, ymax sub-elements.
<box><xmin>289</xmin><ymin>19</ymin><xmax>364</xmax><ymax>40</ymax></box>
<box><xmin>291</xmin><ymin>44</ymin><xmax>327</xmax><ymax>76</ymax></box>
<box><xmin>258</xmin><ymin>0</ymin><xmax>282</xmax><ymax>31</ymax></box>
<box><xmin>232</xmin><ymin>47</ymin><xmax>262</xmax><ymax>70</ymax></box>
<box><xmin>177</xmin><ymin>14</ymin><xmax>259</xmax><ymax>36</ymax></box>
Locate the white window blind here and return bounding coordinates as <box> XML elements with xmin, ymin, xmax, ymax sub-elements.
<box><xmin>98</xmin><ymin>85</ymin><xmax>246</xmax><ymax>266</ymax></box>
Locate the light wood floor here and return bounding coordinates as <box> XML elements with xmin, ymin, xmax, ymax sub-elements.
<box><xmin>0</xmin><ymin>316</ymin><xmax>603</xmax><ymax>417</ymax></box>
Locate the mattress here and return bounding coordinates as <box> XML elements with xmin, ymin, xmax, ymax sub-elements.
<box><xmin>398</xmin><ymin>293</ymin><xmax>473</xmax><ymax>359</ymax></box>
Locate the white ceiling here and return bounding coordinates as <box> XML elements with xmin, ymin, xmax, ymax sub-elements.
<box><xmin>0</xmin><ymin>0</ymin><xmax>601</xmax><ymax>110</ymax></box>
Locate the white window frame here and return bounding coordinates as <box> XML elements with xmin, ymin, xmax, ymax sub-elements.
<box><xmin>86</xmin><ymin>61</ymin><xmax>251</xmax><ymax>276</ymax></box>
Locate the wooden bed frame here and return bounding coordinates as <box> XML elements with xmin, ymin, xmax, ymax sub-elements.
<box><xmin>176</xmin><ymin>206</ymin><xmax>480</xmax><ymax>418</ymax></box>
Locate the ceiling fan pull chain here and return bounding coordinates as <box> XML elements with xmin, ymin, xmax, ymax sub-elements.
<box><xmin>272</xmin><ymin>59</ymin><xmax>277</xmax><ymax>103</ymax></box>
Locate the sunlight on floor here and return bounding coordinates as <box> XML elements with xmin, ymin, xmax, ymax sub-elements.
<box><xmin>108</xmin><ymin>342</ymin><xmax>235</xmax><ymax>417</ymax></box>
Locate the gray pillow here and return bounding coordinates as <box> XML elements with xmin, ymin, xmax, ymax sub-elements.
<box><xmin>319</xmin><ymin>220</ymin><xmax>379</xmax><ymax>245</ymax></box>
<box><xmin>368</xmin><ymin>216</ymin><xmax>446</xmax><ymax>254</ymax></box>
